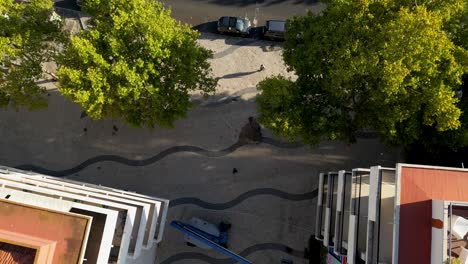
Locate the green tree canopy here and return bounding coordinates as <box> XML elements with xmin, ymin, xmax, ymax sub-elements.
<box><xmin>0</xmin><ymin>0</ymin><xmax>63</xmax><ymax>110</ymax></box>
<box><xmin>58</xmin><ymin>0</ymin><xmax>216</xmax><ymax>128</ymax></box>
<box><xmin>257</xmin><ymin>0</ymin><xmax>468</xmax><ymax>147</ymax></box>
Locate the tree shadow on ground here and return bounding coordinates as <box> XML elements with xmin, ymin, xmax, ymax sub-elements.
<box><xmin>192</xmin><ymin>0</ymin><xmax>319</xmax><ymax>8</ymax></box>
<box><xmin>190</xmin><ymin>86</ymin><xmax>258</xmax><ymax>107</ymax></box>
<box><xmin>192</xmin><ymin>21</ymin><xmax>219</xmax><ymax>34</ymax></box>
<box><xmin>261</xmin><ymin>42</ymin><xmax>282</xmax><ymax>52</ymax></box>
<box><xmin>35</xmin><ymin>79</ymin><xmax>57</xmax><ymax>86</ymax></box>
<box><xmin>2</xmin><ymin>88</ymin><xmax>400</xmax><ymax>194</ymax></box>
<box><xmin>53</xmin><ymin>0</ymin><xmax>81</xmax><ymax>12</ymax></box>
<box><xmin>211</xmin><ymin>35</ymin><xmax>282</xmax><ymax>59</ymax></box>
<box><xmin>196</xmin><ymin>31</ymin><xmax>283</xmax><ymax>57</ymax></box>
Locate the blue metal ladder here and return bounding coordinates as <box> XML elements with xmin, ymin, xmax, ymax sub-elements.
<box><xmin>170</xmin><ymin>220</ymin><xmax>253</xmax><ymax>264</ymax></box>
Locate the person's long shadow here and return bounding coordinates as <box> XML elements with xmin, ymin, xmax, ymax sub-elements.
<box><xmin>219</xmin><ymin>70</ymin><xmax>259</xmax><ymax>79</ymax></box>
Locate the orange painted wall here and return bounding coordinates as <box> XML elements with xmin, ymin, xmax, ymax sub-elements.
<box><xmin>398</xmin><ymin>166</ymin><xmax>468</xmax><ymax>264</ymax></box>
<box><xmin>0</xmin><ymin>229</ymin><xmax>56</xmax><ymax>264</ymax></box>
<box><xmin>0</xmin><ymin>200</ymin><xmax>89</xmax><ymax>264</ymax></box>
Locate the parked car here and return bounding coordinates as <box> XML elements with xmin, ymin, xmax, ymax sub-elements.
<box><xmin>263</xmin><ymin>20</ymin><xmax>286</xmax><ymax>40</ymax></box>
<box><xmin>217</xmin><ymin>16</ymin><xmax>251</xmax><ymax>37</ymax></box>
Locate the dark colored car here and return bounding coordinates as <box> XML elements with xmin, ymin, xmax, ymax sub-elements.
<box><xmin>217</xmin><ymin>16</ymin><xmax>251</xmax><ymax>37</ymax></box>
<box><xmin>263</xmin><ymin>20</ymin><xmax>286</xmax><ymax>40</ymax></box>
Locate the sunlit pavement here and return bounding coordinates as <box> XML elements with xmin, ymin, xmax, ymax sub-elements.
<box><xmin>0</xmin><ymin>31</ymin><xmax>401</xmax><ymax>263</ymax></box>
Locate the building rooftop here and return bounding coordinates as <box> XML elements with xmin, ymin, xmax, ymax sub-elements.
<box><xmin>397</xmin><ymin>165</ymin><xmax>468</xmax><ymax>264</ymax></box>
<box><xmin>0</xmin><ymin>199</ymin><xmax>91</xmax><ymax>264</ymax></box>
<box><xmin>0</xmin><ymin>241</ymin><xmax>36</xmax><ymax>264</ymax></box>
<box><xmin>0</xmin><ymin>165</ymin><xmax>169</xmax><ymax>264</ymax></box>
<box><xmin>316</xmin><ymin>163</ymin><xmax>468</xmax><ymax>264</ymax></box>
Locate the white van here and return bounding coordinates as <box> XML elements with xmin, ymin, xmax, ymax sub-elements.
<box><xmin>263</xmin><ymin>20</ymin><xmax>286</xmax><ymax>40</ymax></box>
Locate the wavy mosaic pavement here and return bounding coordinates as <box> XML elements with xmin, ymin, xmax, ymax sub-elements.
<box><xmin>160</xmin><ymin>243</ymin><xmax>306</xmax><ymax>264</ymax></box>
<box><xmin>166</xmin><ymin>189</ymin><xmax>316</xmax><ymax>263</ymax></box>
<box><xmin>170</xmin><ymin>188</ymin><xmax>317</xmax><ymax>209</ymax></box>
<box><xmin>15</xmin><ymin>137</ymin><xmax>303</xmax><ymax>177</ymax></box>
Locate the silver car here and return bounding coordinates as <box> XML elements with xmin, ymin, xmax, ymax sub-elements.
<box><xmin>263</xmin><ymin>20</ymin><xmax>286</xmax><ymax>40</ymax></box>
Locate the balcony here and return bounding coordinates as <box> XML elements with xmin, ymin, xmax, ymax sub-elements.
<box><xmin>334</xmin><ymin>170</ymin><xmax>352</xmax><ymax>256</ymax></box>
<box><xmin>432</xmin><ymin>201</ymin><xmax>468</xmax><ymax>264</ymax></box>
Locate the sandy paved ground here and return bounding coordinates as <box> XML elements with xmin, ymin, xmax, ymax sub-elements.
<box><xmin>0</xmin><ymin>30</ymin><xmax>401</xmax><ymax>263</ymax></box>
<box><xmin>198</xmin><ymin>32</ymin><xmax>295</xmax><ymax>100</ymax></box>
